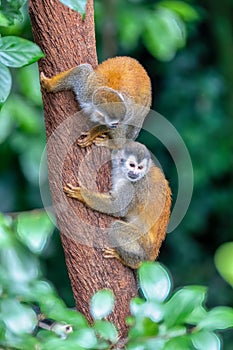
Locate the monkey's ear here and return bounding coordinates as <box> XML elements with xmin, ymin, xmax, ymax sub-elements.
<box><xmin>92</xmin><ymin>87</ymin><xmax>125</xmax><ymax>105</ymax></box>
<box><xmin>93</xmin><ymin>87</ymin><xmax>127</xmax><ymax>122</ymax></box>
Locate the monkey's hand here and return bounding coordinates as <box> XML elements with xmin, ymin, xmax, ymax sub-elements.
<box><xmin>93</xmin><ymin>133</ymin><xmax>110</xmax><ymax>147</ymax></box>
<box><xmin>77</xmin><ymin>131</ymin><xmax>94</xmax><ymax>148</ymax></box>
<box><xmin>77</xmin><ymin>132</ymin><xmax>109</xmax><ymax>148</ymax></box>
<box><xmin>40</xmin><ymin>72</ymin><xmax>53</xmax><ymax>92</ymax></box>
<box><xmin>77</xmin><ymin>125</ymin><xmax>110</xmax><ymax>148</ymax></box>
<box><xmin>103</xmin><ymin>247</ymin><xmax>121</xmax><ymax>261</ymax></box>
<box><xmin>64</xmin><ymin>183</ymin><xmax>84</xmax><ymax>202</ymax></box>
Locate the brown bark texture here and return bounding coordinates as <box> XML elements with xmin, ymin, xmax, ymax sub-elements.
<box><xmin>28</xmin><ymin>0</ymin><xmax>137</xmax><ymax>338</ymax></box>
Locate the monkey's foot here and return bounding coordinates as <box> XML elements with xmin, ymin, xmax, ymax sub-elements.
<box><xmin>103</xmin><ymin>247</ymin><xmax>121</xmax><ymax>260</ymax></box>
<box><xmin>40</xmin><ymin>72</ymin><xmax>51</xmax><ymax>91</ymax></box>
<box><xmin>77</xmin><ymin>132</ymin><xmax>93</xmax><ymax>147</ymax></box>
<box><xmin>64</xmin><ymin>183</ymin><xmax>83</xmax><ymax>201</ymax></box>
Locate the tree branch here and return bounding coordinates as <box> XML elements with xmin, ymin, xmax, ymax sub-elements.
<box><xmin>29</xmin><ymin>0</ymin><xmax>137</xmax><ymax>337</ymax></box>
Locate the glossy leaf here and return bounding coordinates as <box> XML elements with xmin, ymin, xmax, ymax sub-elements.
<box><xmin>0</xmin><ymin>36</ymin><xmax>44</xmax><ymax>68</ymax></box>
<box><xmin>0</xmin><ymin>62</ymin><xmax>11</xmax><ymax>107</ymax></box>
<box><xmin>71</xmin><ymin>328</ymin><xmax>98</xmax><ymax>348</ymax></box>
<box><xmin>191</xmin><ymin>330</ymin><xmax>221</xmax><ymax>350</ymax></box>
<box><xmin>90</xmin><ymin>289</ymin><xmax>115</xmax><ymax>320</ymax></box>
<box><xmin>163</xmin><ymin>335</ymin><xmax>194</xmax><ymax>350</ymax></box>
<box><xmin>59</xmin><ymin>0</ymin><xmax>87</xmax><ymax>15</ymax></box>
<box><xmin>164</xmin><ymin>286</ymin><xmax>207</xmax><ymax>328</ymax></box>
<box><xmin>0</xmin><ymin>0</ymin><xmax>26</xmax><ymax>26</ymax></box>
<box><xmin>159</xmin><ymin>1</ymin><xmax>200</xmax><ymax>22</ymax></box>
<box><xmin>139</xmin><ymin>262</ymin><xmax>171</xmax><ymax>301</ymax></box>
<box><xmin>130</xmin><ymin>298</ymin><xmax>164</xmax><ymax>323</ymax></box>
<box><xmin>198</xmin><ymin>306</ymin><xmax>233</xmax><ymax>330</ymax></box>
<box><xmin>214</xmin><ymin>242</ymin><xmax>233</xmax><ymax>287</ymax></box>
<box><xmin>17</xmin><ymin>211</ymin><xmax>54</xmax><ymax>253</ymax></box>
<box><xmin>143</xmin><ymin>8</ymin><xmax>186</xmax><ymax>61</ymax></box>
<box><xmin>0</xmin><ymin>244</ymin><xmax>39</xmax><ymax>285</ymax></box>
<box><xmin>1</xmin><ymin>299</ymin><xmax>37</xmax><ymax>334</ymax></box>
<box><xmin>94</xmin><ymin>320</ymin><xmax>118</xmax><ymax>343</ymax></box>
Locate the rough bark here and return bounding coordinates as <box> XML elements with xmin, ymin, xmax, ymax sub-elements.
<box><xmin>29</xmin><ymin>0</ymin><xmax>137</xmax><ymax>338</ymax></box>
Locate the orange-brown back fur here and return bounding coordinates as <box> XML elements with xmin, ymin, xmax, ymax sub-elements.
<box><xmin>95</xmin><ymin>56</ymin><xmax>152</xmax><ymax>107</ymax></box>
<box><xmin>132</xmin><ymin>165</ymin><xmax>171</xmax><ymax>261</ymax></box>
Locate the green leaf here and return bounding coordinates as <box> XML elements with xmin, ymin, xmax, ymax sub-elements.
<box><xmin>159</xmin><ymin>1</ymin><xmax>200</xmax><ymax>22</ymax></box>
<box><xmin>0</xmin><ymin>36</ymin><xmax>44</xmax><ymax>68</ymax></box>
<box><xmin>1</xmin><ymin>299</ymin><xmax>37</xmax><ymax>335</ymax></box>
<box><xmin>214</xmin><ymin>242</ymin><xmax>233</xmax><ymax>287</ymax></box>
<box><xmin>0</xmin><ymin>0</ymin><xmax>27</xmax><ymax>26</ymax></box>
<box><xmin>143</xmin><ymin>8</ymin><xmax>186</xmax><ymax>61</ymax></box>
<box><xmin>130</xmin><ymin>298</ymin><xmax>164</xmax><ymax>323</ymax></box>
<box><xmin>164</xmin><ymin>286</ymin><xmax>207</xmax><ymax>328</ymax></box>
<box><xmin>17</xmin><ymin>211</ymin><xmax>54</xmax><ymax>253</ymax></box>
<box><xmin>94</xmin><ymin>320</ymin><xmax>118</xmax><ymax>343</ymax></box>
<box><xmin>90</xmin><ymin>289</ymin><xmax>115</xmax><ymax>320</ymax></box>
<box><xmin>191</xmin><ymin>330</ymin><xmax>221</xmax><ymax>350</ymax></box>
<box><xmin>163</xmin><ymin>335</ymin><xmax>194</xmax><ymax>350</ymax></box>
<box><xmin>59</xmin><ymin>0</ymin><xmax>87</xmax><ymax>15</ymax></box>
<box><xmin>0</xmin><ymin>215</ymin><xmax>13</xmax><ymax>248</ymax></box>
<box><xmin>139</xmin><ymin>262</ymin><xmax>171</xmax><ymax>301</ymax></box>
<box><xmin>0</xmin><ymin>62</ymin><xmax>11</xmax><ymax>107</ymax></box>
<box><xmin>129</xmin><ymin>316</ymin><xmax>159</xmax><ymax>339</ymax></box>
<box><xmin>0</xmin><ymin>244</ymin><xmax>39</xmax><ymax>285</ymax></box>
<box><xmin>198</xmin><ymin>306</ymin><xmax>233</xmax><ymax>330</ymax></box>
<box><xmin>71</xmin><ymin>328</ymin><xmax>98</xmax><ymax>348</ymax></box>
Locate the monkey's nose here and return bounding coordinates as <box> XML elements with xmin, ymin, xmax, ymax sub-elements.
<box><xmin>128</xmin><ymin>171</ymin><xmax>138</xmax><ymax>180</ymax></box>
<box><xmin>110</xmin><ymin>122</ymin><xmax>119</xmax><ymax>129</ymax></box>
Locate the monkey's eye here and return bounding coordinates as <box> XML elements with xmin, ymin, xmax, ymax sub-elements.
<box><xmin>129</xmin><ymin>162</ymin><xmax>135</xmax><ymax>168</ymax></box>
<box><xmin>120</xmin><ymin>158</ymin><xmax>125</xmax><ymax>164</ymax></box>
<box><xmin>138</xmin><ymin>165</ymin><xmax>144</xmax><ymax>170</ymax></box>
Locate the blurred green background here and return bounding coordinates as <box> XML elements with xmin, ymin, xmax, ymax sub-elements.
<box><xmin>0</xmin><ymin>0</ymin><xmax>232</xmax><ymax>346</ymax></box>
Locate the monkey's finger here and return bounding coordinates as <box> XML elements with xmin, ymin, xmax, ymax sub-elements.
<box><xmin>40</xmin><ymin>72</ymin><xmax>47</xmax><ymax>80</ymax></box>
<box><xmin>65</xmin><ymin>183</ymin><xmax>80</xmax><ymax>190</ymax></box>
<box><xmin>103</xmin><ymin>248</ymin><xmax>120</xmax><ymax>259</ymax></box>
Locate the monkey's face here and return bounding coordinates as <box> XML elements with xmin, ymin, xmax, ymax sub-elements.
<box><xmin>120</xmin><ymin>153</ymin><xmax>150</xmax><ymax>182</ymax></box>
<box><xmin>92</xmin><ymin>87</ymin><xmax>126</xmax><ymax>128</ymax></box>
<box><xmin>94</xmin><ymin>103</ymin><xmax>126</xmax><ymax>129</ymax></box>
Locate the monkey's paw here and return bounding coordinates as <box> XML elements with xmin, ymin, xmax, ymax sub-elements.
<box><xmin>77</xmin><ymin>132</ymin><xmax>93</xmax><ymax>147</ymax></box>
<box><xmin>103</xmin><ymin>247</ymin><xmax>121</xmax><ymax>260</ymax></box>
<box><xmin>93</xmin><ymin>133</ymin><xmax>109</xmax><ymax>146</ymax></box>
<box><xmin>64</xmin><ymin>183</ymin><xmax>82</xmax><ymax>200</ymax></box>
<box><xmin>40</xmin><ymin>72</ymin><xmax>51</xmax><ymax>91</ymax></box>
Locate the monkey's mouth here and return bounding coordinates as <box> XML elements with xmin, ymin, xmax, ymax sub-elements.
<box><xmin>127</xmin><ymin>172</ymin><xmax>139</xmax><ymax>181</ymax></box>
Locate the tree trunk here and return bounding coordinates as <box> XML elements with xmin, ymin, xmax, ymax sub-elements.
<box><xmin>29</xmin><ymin>0</ymin><xmax>137</xmax><ymax>338</ymax></box>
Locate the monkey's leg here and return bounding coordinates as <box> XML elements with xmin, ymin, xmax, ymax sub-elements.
<box><xmin>40</xmin><ymin>64</ymin><xmax>93</xmax><ymax>93</ymax></box>
<box><xmin>77</xmin><ymin>125</ymin><xmax>110</xmax><ymax>147</ymax></box>
<box><xmin>105</xmin><ymin>220</ymin><xmax>147</xmax><ymax>269</ymax></box>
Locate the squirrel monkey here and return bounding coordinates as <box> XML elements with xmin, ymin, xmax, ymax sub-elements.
<box><xmin>41</xmin><ymin>56</ymin><xmax>151</xmax><ymax>148</ymax></box>
<box><xmin>64</xmin><ymin>141</ymin><xmax>171</xmax><ymax>269</ymax></box>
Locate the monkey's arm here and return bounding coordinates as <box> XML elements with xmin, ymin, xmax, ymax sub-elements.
<box><xmin>64</xmin><ymin>183</ymin><xmax>132</xmax><ymax>217</ymax></box>
<box><xmin>40</xmin><ymin>64</ymin><xmax>94</xmax><ymax>93</ymax></box>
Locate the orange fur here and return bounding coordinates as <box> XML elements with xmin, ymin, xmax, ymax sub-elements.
<box><xmin>95</xmin><ymin>56</ymin><xmax>151</xmax><ymax>107</ymax></box>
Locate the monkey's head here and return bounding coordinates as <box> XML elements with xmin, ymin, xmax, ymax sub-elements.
<box><xmin>92</xmin><ymin>87</ymin><xmax>127</xmax><ymax>128</ymax></box>
<box><xmin>113</xmin><ymin>142</ymin><xmax>151</xmax><ymax>182</ymax></box>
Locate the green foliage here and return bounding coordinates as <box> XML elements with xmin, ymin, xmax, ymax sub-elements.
<box><xmin>59</xmin><ymin>0</ymin><xmax>87</xmax><ymax>15</ymax></box>
<box><xmin>90</xmin><ymin>289</ymin><xmax>115</xmax><ymax>320</ymax></box>
<box><xmin>1</xmin><ymin>220</ymin><xmax>232</xmax><ymax>349</ymax></box>
<box><xmin>0</xmin><ymin>0</ymin><xmax>27</xmax><ymax>26</ymax></box>
<box><xmin>98</xmin><ymin>0</ymin><xmax>200</xmax><ymax>61</ymax></box>
<box><xmin>214</xmin><ymin>242</ymin><xmax>233</xmax><ymax>287</ymax></box>
<box><xmin>0</xmin><ymin>2</ymin><xmax>44</xmax><ymax>108</ymax></box>
<box><xmin>0</xmin><ymin>0</ymin><xmax>232</xmax><ymax>348</ymax></box>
